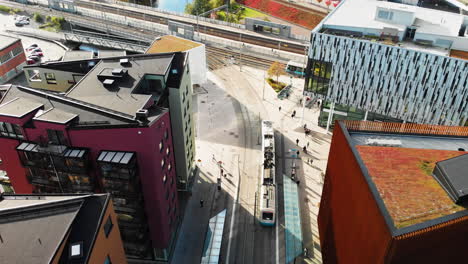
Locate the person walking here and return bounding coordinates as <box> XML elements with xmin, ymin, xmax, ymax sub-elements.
<box><xmin>307</xmin><ymin>142</ymin><xmax>310</xmax><ymax>148</ymax></box>
<box><xmin>279</xmin><ymin>106</ymin><xmax>282</xmax><ymax>112</ymax></box>
<box><xmin>200</xmin><ymin>199</ymin><xmax>204</xmax><ymax>208</ymax></box>
<box><xmin>304</xmin><ymin>123</ymin><xmax>307</xmax><ymax>129</ymax></box>
<box><xmin>296</xmin><ymin>138</ymin><xmax>299</xmax><ymax>145</ymax></box>
<box><xmin>303</xmin><ymin>146</ymin><xmax>307</xmax><ymax>153</ymax></box>
<box><xmin>296</xmin><ymin>150</ymin><xmax>300</xmax><ymax>157</ymax></box>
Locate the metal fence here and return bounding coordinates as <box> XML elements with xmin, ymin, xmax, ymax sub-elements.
<box><xmin>343</xmin><ymin>120</ymin><xmax>468</xmax><ymax>136</ymax></box>
<box><xmin>97</xmin><ymin>0</ymin><xmax>246</xmax><ymax>29</ymax></box>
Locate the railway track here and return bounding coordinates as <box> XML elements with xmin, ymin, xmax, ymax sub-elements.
<box><xmin>206</xmin><ymin>46</ymin><xmax>285</xmax><ymax>71</ymax></box>
<box><xmin>74</xmin><ymin>0</ymin><xmax>307</xmax><ymax>54</ymax></box>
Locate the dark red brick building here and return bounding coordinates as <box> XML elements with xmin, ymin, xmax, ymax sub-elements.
<box><xmin>319</xmin><ymin>120</ymin><xmax>468</xmax><ymax>264</ymax></box>
<box><xmin>0</xmin><ymin>35</ymin><xmax>26</xmax><ymax>84</ymax></box>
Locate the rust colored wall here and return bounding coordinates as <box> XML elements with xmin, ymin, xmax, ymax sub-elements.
<box><xmin>50</xmin><ymin>231</ymin><xmax>70</xmax><ymax>264</ymax></box>
<box><xmin>0</xmin><ymin>40</ymin><xmax>26</xmax><ymax>76</ymax></box>
<box><xmin>318</xmin><ymin>121</ymin><xmax>392</xmax><ymax>264</ymax></box>
<box><xmin>389</xmin><ymin>216</ymin><xmax>468</xmax><ymax>263</ymax></box>
<box><xmin>88</xmin><ymin>199</ymin><xmax>127</xmax><ymax>264</ymax></box>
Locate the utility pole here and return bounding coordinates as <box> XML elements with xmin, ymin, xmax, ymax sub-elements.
<box><xmin>239</xmin><ymin>33</ymin><xmax>243</xmax><ymax>72</ymax></box>
<box><xmin>262</xmin><ymin>70</ymin><xmax>266</xmax><ymax>100</ymax></box>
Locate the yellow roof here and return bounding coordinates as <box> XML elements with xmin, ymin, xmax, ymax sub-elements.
<box><xmin>146</xmin><ymin>35</ymin><xmax>202</xmax><ymax>54</ymax></box>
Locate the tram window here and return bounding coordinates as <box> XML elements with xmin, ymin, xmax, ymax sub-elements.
<box><xmin>262</xmin><ymin>212</ymin><xmax>274</xmax><ymax>220</ymax></box>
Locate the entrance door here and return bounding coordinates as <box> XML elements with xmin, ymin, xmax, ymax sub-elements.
<box><xmin>405</xmin><ymin>27</ymin><xmax>416</xmax><ymax>40</ymax></box>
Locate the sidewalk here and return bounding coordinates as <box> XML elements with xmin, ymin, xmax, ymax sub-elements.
<box><xmin>172</xmin><ymin>72</ymin><xmax>242</xmax><ymax>264</ymax></box>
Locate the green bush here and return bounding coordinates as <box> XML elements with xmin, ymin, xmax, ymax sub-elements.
<box><xmin>0</xmin><ymin>5</ymin><xmax>12</xmax><ymax>13</ymax></box>
<box><xmin>33</xmin><ymin>13</ymin><xmax>43</xmax><ymax>23</ymax></box>
<box><xmin>46</xmin><ymin>15</ymin><xmax>51</xmax><ymax>22</ymax></box>
<box><xmin>266</xmin><ymin>78</ymin><xmax>286</xmax><ymax>92</ymax></box>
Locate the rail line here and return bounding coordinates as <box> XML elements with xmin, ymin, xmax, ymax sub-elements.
<box><xmin>206</xmin><ymin>46</ymin><xmax>286</xmax><ymax>71</ymax></box>
<box><xmin>74</xmin><ymin>0</ymin><xmax>307</xmax><ymax>54</ymax></box>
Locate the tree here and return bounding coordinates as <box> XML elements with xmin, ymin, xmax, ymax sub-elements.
<box><xmin>268</xmin><ymin>62</ymin><xmax>286</xmax><ymax>83</ymax></box>
<box><xmin>186</xmin><ymin>0</ymin><xmax>212</xmax><ymax>15</ymax></box>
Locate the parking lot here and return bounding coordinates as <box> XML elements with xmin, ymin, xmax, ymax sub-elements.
<box><xmin>0</xmin><ymin>11</ymin><xmax>66</xmax><ymax>63</ymax></box>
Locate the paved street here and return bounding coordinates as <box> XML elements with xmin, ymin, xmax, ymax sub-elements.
<box><xmin>174</xmin><ymin>61</ymin><xmax>330</xmax><ymax>263</ymax></box>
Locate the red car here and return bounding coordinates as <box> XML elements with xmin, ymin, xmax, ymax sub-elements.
<box><xmin>31</xmin><ymin>51</ymin><xmax>43</xmax><ymax>57</ymax></box>
<box><xmin>26</xmin><ymin>58</ymin><xmax>36</xmax><ymax>65</ymax></box>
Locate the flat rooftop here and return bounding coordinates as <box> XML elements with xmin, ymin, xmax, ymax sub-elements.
<box><xmin>318</xmin><ymin>0</ymin><xmax>467</xmax><ymax>56</ymax></box>
<box><xmin>146</xmin><ymin>35</ymin><xmax>202</xmax><ymax>54</ymax></box>
<box><xmin>66</xmin><ymin>54</ymin><xmax>174</xmax><ymax>117</ymax></box>
<box><xmin>0</xmin><ymin>35</ymin><xmax>20</xmax><ymax>50</ymax></box>
<box><xmin>62</xmin><ymin>51</ymin><xmax>94</xmax><ymax>61</ymax></box>
<box><xmin>357</xmin><ymin>145</ymin><xmax>467</xmax><ymax>228</ymax></box>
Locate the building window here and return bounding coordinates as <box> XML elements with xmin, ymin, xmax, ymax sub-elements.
<box><xmin>306</xmin><ymin>59</ymin><xmax>333</xmax><ymax>96</ymax></box>
<box><xmin>159</xmin><ymin>141</ymin><xmax>164</xmax><ymax>152</ymax></box>
<box><xmin>163</xmin><ymin>173</ymin><xmax>167</xmax><ymax>183</ymax></box>
<box><xmin>377</xmin><ymin>10</ymin><xmax>393</xmax><ymax>20</ymax></box>
<box><xmin>0</xmin><ymin>122</ymin><xmax>23</xmax><ymax>139</ymax></box>
<box><xmin>45</xmin><ymin>72</ymin><xmax>57</xmax><ymax>84</ymax></box>
<box><xmin>104</xmin><ymin>256</ymin><xmax>112</xmax><ymax>264</ymax></box>
<box><xmin>168</xmin><ymin>163</ymin><xmax>172</xmax><ymax>171</ymax></box>
<box><xmin>104</xmin><ymin>216</ymin><xmax>113</xmax><ymax>237</ymax></box>
<box><xmin>166</xmin><ymin>190</ymin><xmax>169</xmax><ymax>200</ymax></box>
<box><xmin>166</xmin><ymin>147</ymin><xmax>170</xmax><ymax>156</ymax></box>
<box><xmin>28</xmin><ymin>70</ymin><xmax>42</xmax><ymax>82</ymax></box>
<box><xmin>47</xmin><ymin>129</ymin><xmax>66</xmax><ymax>145</ymax></box>
<box><xmin>70</xmin><ymin>242</ymin><xmax>83</xmax><ymax>258</ymax></box>
<box><xmin>164</xmin><ymin>129</ymin><xmax>168</xmax><ymax>140</ymax></box>
<box><xmin>172</xmin><ymin>192</ymin><xmax>175</xmax><ymax>202</ymax></box>
<box><xmin>167</xmin><ymin>204</ymin><xmax>171</xmax><ymax>214</ymax></box>
<box><xmin>161</xmin><ymin>159</ymin><xmax>165</xmax><ymax>169</ymax></box>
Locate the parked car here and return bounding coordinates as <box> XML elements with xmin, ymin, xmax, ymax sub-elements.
<box><xmin>15</xmin><ymin>15</ymin><xmax>30</xmax><ymax>21</ymax></box>
<box><xmin>31</xmin><ymin>51</ymin><xmax>43</xmax><ymax>57</ymax></box>
<box><xmin>31</xmin><ymin>48</ymin><xmax>42</xmax><ymax>53</ymax></box>
<box><xmin>28</xmin><ymin>55</ymin><xmax>40</xmax><ymax>62</ymax></box>
<box><xmin>26</xmin><ymin>44</ymin><xmax>38</xmax><ymax>50</ymax></box>
<box><xmin>26</xmin><ymin>58</ymin><xmax>36</xmax><ymax>65</ymax></box>
<box><xmin>15</xmin><ymin>20</ymin><xmax>29</xmax><ymax>26</ymax></box>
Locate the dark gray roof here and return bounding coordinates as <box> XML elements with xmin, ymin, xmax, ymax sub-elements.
<box><xmin>0</xmin><ymin>195</ymin><xmax>84</xmax><ymax>264</ymax></box>
<box><xmin>0</xmin><ymin>85</ymin><xmax>137</xmax><ymax>126</ymax></box>
<box><xmin>0</xmin><ymin>194</ymin><xmax>109</xmax><ymax>264</ymax></box>
<box><xmin>66</xmin><ymin>53</ymin><xmax>174</xmax><ymax>117</ymax></box>
<box><xmin>0</xmin><ymin>97</ymin><xmax>43</xmax><ymax>118</ymax></box>
<box><xmin>433</xmin><ymin>153</ymin><xmax>468</xmax><ymax>203</ymax></box>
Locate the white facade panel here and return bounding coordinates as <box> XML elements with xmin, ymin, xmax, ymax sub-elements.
<box><xmin>307</xmin><ymin>33</ymin><xmax>468</xmax><ymax>126</ymax></box>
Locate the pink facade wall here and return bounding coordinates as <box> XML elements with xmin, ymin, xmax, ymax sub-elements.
<box><xmin>0</xmin><ymin>112</ymin><xmax>178</xmax><ymax>249</ymax></box>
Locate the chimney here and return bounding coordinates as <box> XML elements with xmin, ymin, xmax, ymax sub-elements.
<box><xmin>136</xmin><ymin>109</ymin><xmax>149</xmax><ymax>123</ymax></box>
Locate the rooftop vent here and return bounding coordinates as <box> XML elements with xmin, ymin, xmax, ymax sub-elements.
<box><xmin>120</xmin><ymin>58</ymin><xmax>129</xmax><ymax>65</ymax></box>
<box><xmin>97</xmin><ymin>68</ymin><xmax>128</xmax><ymax>82</ymax></box>
<box><xmin>136</xmin><ymin>109</ymin><xmax>148</xmax><ymax>123</ymax></box>
<box><xmin>112</xmin><ymin>68</ymin><xmax>125</xmax><ymax>75</ymax></box>
<box><xmin>103</xmin><ymin>79</ymin><xmax>115</xmax><ymax>88</ymax></box>
<box><xmin>433</xmin><ymin>154</ymin><xmax>468</xmax><ymax>204</ymax></box>
<box><xmin>366</xmin><ymin>138</ymin><xmax>402</xmax><ymax>147</ymax></box>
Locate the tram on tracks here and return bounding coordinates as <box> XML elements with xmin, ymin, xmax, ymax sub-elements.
<box><xmin>285</xmin><ymin>60</ymin><xmax>306</xmax><ymax>77</ymax></box>
<box><xmin>259</xmin><ymin>120</ymin><xmax>276</xmax><ymax>226</ymax></box>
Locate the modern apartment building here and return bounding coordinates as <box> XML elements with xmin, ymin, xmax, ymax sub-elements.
<box><xmin>0</xmin><ymin>193</ymin><xmax>127</xmax><ymax>264</ymax></box>
<box><xmin>24</xmin><ymin>52</ymin><xmax>196</xmax><ymax>191</ymax></box>
<box><xmin>305</xmin><ymin>0</ymin><xmax>468</xmax><ymax>128</ymax></box>
<box><xmin>0</xmin><ymin>35</ymin><xmax>26</xmax><ymax>85</ymax></box>
<box><xmin>319</xmin><ymin>120</ymin><xmax>468</xmax><ymax>263</ymax></box>
<box><xmin>0</xmin><ymin>52</ymin><xmax>192</xmax><ymax>261</ymax></box>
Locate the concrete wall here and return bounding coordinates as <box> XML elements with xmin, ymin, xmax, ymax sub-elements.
<box><xmin>188</xmin><ymin>44</ymin><xmax>207</xmax><ymax>85</ymax></box>
<box><xmin>24</xmin><ymin>67</ymin><xmax>84</xmax><ymax>92</ymax></box>
<box><xmin>88</xmin><ymin>200</ymin><xmax>128</xmax><ymax>264</ymax></box>
<box><xmin>168</xmin><ymin>64</ymin><xmax>195</xmax><ymax>190</ymax></box>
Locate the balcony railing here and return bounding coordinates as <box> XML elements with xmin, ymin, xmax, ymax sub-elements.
<box><xmin>343</xmin><ymin>120</ymin><xmax>468</xmax><ymax>136</ymax></box>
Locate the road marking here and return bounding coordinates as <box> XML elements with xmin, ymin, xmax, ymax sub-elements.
<box><xmin>226</xmin><ymin>154</ymin><xmax>240</xmax><ymax>264</ymax></box>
